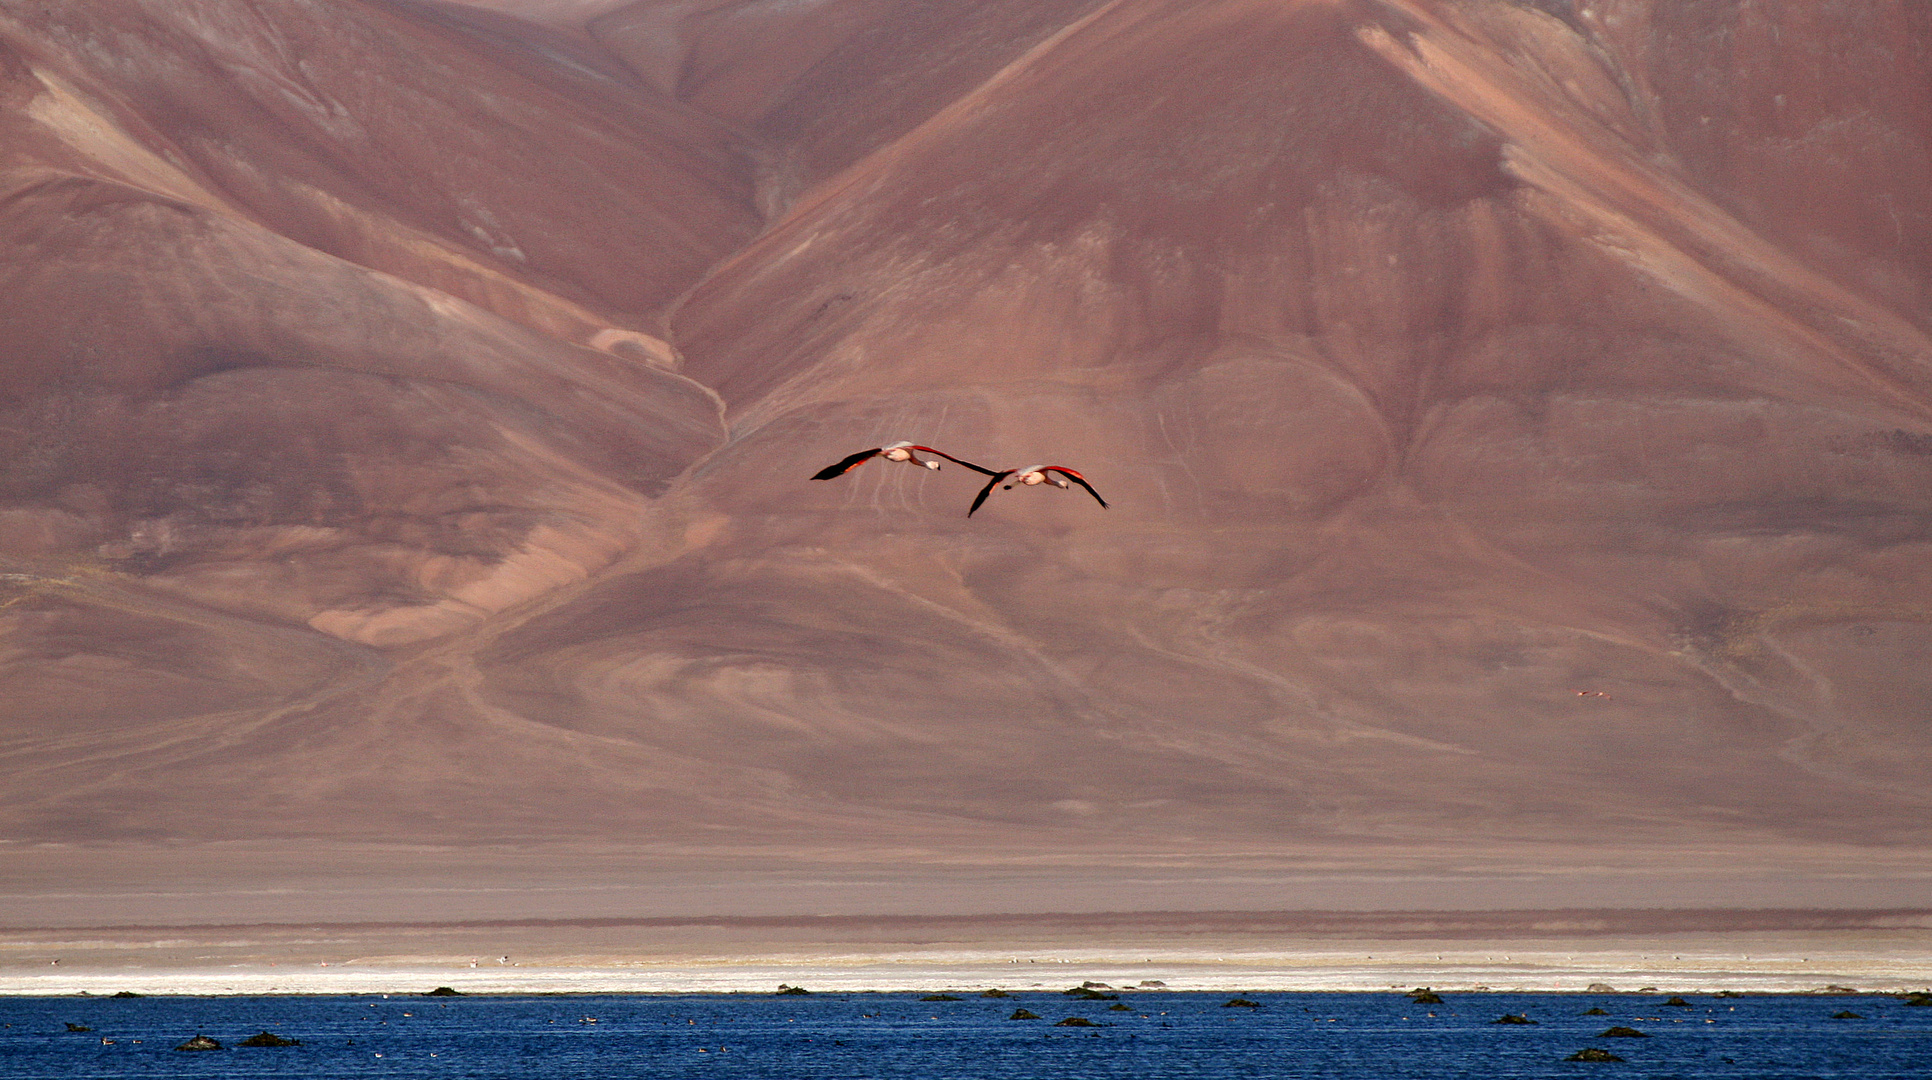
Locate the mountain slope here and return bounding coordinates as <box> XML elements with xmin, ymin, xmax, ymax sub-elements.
<box><xmin>635</xmin><ymin>0</ymin><xmax>1932</xmax><ymax>842</ymax></box>
<box><xmin>1</xmin><ymin>0</ymin><xmax>1929</xmax><ymax>879</ymax></box>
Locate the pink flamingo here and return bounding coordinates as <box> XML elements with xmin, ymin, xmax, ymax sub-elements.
<box><xmin>812</xmin><ymin>441</ymin><xmax>996</xmax><ymax>480</ymax></box>
<box><xmin>968</xmin><ymin>465</ymin><xmax>1108</xmax><ymax>517</ymax></box>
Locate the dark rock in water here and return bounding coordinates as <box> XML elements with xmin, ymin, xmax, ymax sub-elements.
<box><xmin>424</xmin><ymin>987</ymin><xmax>463</xmax><ymax>997</ymax></box>
<box><xmin>1492</xmin><ymin>1013</ymin><xmax>1537</xmax><ymax>1024</ymax></box>
<box><xmin>1080</xmin><ymin>981</ymin><xmax>1113</xmax><ymax>989</ymax></box>
<box><xmin>980</xmin><ymin>989</ymin><xmax>1010</xmax><ymax>998</ymax></box>
<box><xmin>1053</xmin><ymin>1017</ymin><xmax>1099</xmax><ymax>1027</ymax></box>
<box><xmin>1904</xmin><ymin>992</ymin><xmax>1932</xmax><ymax>1006</ymax></box>
<box><xmin>921</xmin><ymin>994</ymin><xmax>962</xmax><ymax>1001</ymax></box>
<box><xmin>64</xmin><ymin>1023</ymin><xmax>91</xmax><ymax>1032</ymax></box>
<box><xmin>1716</xmin><ymin>991</ymin><xmax>1745</xmax><ymax>998</ymax></box>
<box><xmin>777</xmin><ymin>985</ymin><xmax>810</xmax><ymax>996</ymax></box>
<box><xmin>1109</xmin><ymin>1003</ymin><xmax>1133</xmax><ymax>1011</ymax></box>
<box><xmin>1663</xmin><ymin>996</ymin><xmax>1692</xmax><ymax>1007</ymax></box>
<box><xmin>1008</xmin><ymin>1009</ymin><xmax>1042</xmax><ymax>1020</ymax></box>
<box><xmin>1408</xmin><ymin>989</ymin><xmax>1444</xmax><ymax>1004</ymax></box>
<box><xmin>174</xmin><ymin>1035</ymin><xmax>222</xmax><ymax>1051</ymax></box>
<box><xmin>1831</xmin><ymin>1010</ymin><xmax>1864</xmax><ymax>1020</ymax></box>
<box><xmin>1222</xmin><ymin>998</ymin><xmax>1261</xmax><ymax>1008</ymax></box>
<box><xmin>1585</xmin><ymin>984</ymin><xmax>1617</xmax><ymax>994</ymax></box>
<box><xmin>110</xmin><ymin>991</ymin><xmax>142</xmax><ymax>999</ymax></box>
<box><xmin>1598</xmin><ymin>1026</ymin><xmax>1649</xmax><ymax>1038</ymax></box>
<box><xmin>238</xmin><ymin>1031</ymin><xmax>301</xmax><ymax>1047</ymax></box>
<box><xmin>1063</xmin><ymin>986</ymin><xmax>1117</xmax><ymax>1000</ymax></box>
<box><xmin>1567</xmin><ymin>1048</ymin><xmax>1625</xmax><ymax>1062</ymax></box>
<box><xmin>1582</xmin><ymin>1007</ymin><xmax>1610</xmax><ymax>1015</ymax></box>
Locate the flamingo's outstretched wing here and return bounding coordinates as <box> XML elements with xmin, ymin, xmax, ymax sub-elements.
<box><xmin>910</xmin><ymin>446</ymin><xmax>999</xmax><ymax>476</ymax></box>
<box><xmin>967</xmin><ymin>471</ymin><xmax>1013</xmax><ymax>517</ymax></box>
<box><xmin>1044</xmin><ymin>466</ymin><xmax>1107</xmax><ymax>508</ymax></box>
<box><xmin>812</xmin><ymin>448</ymin><xmax>883</xmax><ymax>480</ymax></box>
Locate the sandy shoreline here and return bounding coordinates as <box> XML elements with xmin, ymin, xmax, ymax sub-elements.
<box><xmin>5</xmin><ymin>914</ymin><xmax>1928</xmax><ymax>996</ymax></box>
<box><xmin>2</xmin><ymin>962</ymin><xmax>1926</xmax><ymax>996</ymax></box>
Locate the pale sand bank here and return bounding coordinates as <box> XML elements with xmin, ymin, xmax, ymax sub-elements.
<box><xmin>4</xmin><ymin>912</ymin><xmax>1928</xmax><ymax>996</ymax></box>
<box><xmin>0</xmin><ymin>959</ymin><xmax>1928</xmax><ymax>998</ymax></box>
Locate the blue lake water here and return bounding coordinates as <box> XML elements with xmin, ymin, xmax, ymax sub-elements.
<box><xmin>1</xmin><ymin>990</ymin><xmax>1928</xmax><ymax>1079</ymax></box>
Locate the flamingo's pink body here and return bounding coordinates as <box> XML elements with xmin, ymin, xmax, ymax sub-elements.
<box><xmin>811</xmin><ymin>441</ymin><xmax>995</xmax><ymax>480</ymax></box>
<box><xmin>968</xmin><ymin>464</ymin><xmax>1108</xmax><ymax>516</ymax></box>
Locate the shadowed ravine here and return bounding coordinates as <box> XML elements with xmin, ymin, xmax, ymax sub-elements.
<box><xmin>3</xmin><ymin>0</ymin><xmax>1931</xmax><ymax>911</ymax></box>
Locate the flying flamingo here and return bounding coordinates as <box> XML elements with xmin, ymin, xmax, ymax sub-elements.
<box><xmin>812</xmin><ymin>441</ymin><xmax>997</xmax><ymax>480</ymax></box>
<box><xmin>967</xmin><ymin>465</ymin><xmax>1108</xmax><ymax>517</ymax></box>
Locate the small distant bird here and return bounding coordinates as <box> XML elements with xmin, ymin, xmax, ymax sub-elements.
<box><xmin>812</xmin><ymin>441</ymin><xmax>995</xmax><ymax>480</ymax></box>
<box><xmin>968</xmin><ymin>465</ymin><xmax>1107</xmax><ymax>517</ymax></box>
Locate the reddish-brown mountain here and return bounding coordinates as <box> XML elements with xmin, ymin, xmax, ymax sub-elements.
<box><xmin>3</xmin><ymin>0</ymin><xmax>1929</xmax><ymax>910</ymax></box>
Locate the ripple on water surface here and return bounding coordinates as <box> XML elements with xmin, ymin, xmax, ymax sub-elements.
<box><xmin>2</xmin><ymin>991</ymin><xmax>1929</xmax><ymax>1078</ymax></box>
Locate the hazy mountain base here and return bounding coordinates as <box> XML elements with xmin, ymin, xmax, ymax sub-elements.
<box><xmin>1</xmin><ymin>838</ymin><xmax>1927</xmax><ymax>921</ymax></box>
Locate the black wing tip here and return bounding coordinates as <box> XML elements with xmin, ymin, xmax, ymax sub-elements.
<box><xmin>811</xmin><ymin>448</ymin><xmax>881</xmax><ymax>480</ymax></box>
<box><xmin>1046</xmin><ymin>466</ymin><xmax>1108</xmax><ymax>509</ymax></box>
<box><xmin>914</xmin><ymin>446</ymin><xmax>999</xmax><ymax>476</ymax></box>
<box><xmin>966</xmin><ymin>472</ymin><xmax>1007</xmax><ymax>516</ymax></box>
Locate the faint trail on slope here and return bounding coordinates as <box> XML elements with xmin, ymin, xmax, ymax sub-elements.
<box><xmin>0</xmin><ymin>568</ymin><xmax>388</xmax><ymax>786</ymax></box>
